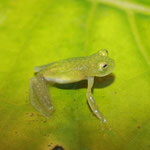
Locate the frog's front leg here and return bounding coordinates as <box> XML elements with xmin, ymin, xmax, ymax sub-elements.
<box><xmin>30</xmin><ymin>75</ymin><xmax>54</xmax><ymax>117</ymax></box>
<box><xmin>86</xmin><ymin>77</ymin><xmax>106</xmax><ymax>123</ymax></box>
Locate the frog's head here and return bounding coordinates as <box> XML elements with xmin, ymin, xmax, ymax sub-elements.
<box><xmin>97</xmin><ymin>49</ymin><xmax>115</xmax><ymax>77</ymax></box>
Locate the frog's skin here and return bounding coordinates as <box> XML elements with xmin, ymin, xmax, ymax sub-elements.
<box><xmin>30</xmin><ymin>49</ymin><xmax>115</xmax><ymax>123</ymax></box>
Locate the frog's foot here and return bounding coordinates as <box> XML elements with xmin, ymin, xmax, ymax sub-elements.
<box><xmin>86</xmin><ymin>92</ymin><xmax>107</xmax><ymax>123</ymax></box>
<box><xmin>30</xmin><ymin>76</ymin><xmax>54</xmax><ymax>118</ymax></box>
<box><xmin>87</xmin><ymin>77</ymin><xmax>106</xmax><ymax>123</ymax></box>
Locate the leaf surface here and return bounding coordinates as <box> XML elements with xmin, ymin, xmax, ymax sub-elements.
<box><xmin>0</xmin><ymin>0</ymin><xmax>150</xmax><ymax>149</ymax></box>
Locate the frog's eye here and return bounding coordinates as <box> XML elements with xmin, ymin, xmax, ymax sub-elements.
<box><xmin>99</xmin><ymin>62</ymin><xmax>108</xmax><ymax>71</ymax></box>
<box><xmin>98</xmin><ymin>49</ymin><xmax>108</xmax><ymax>56</ymax></box>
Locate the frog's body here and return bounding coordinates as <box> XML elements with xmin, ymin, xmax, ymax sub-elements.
<box><xmin>30</xmin><ymin>50</ymin><xmax>115</xmax><ymax>122</ymax></box>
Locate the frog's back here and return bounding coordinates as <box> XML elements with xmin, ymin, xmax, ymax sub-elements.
<box><xmin>35</xmin><ymin>57</ymin><xmax>88</xmax><ymax>72</ymax></box>
<box><xmin>35</xmin><ymin>56</ymin><xmax>93</xmax><ymax>83</ymax></box>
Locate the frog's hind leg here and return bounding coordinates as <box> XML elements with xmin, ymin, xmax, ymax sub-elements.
<box><xmin>34</xmin><ymin>62</ymin><xmax>56</xmax><ymax>73</ymax></box>
<box><xmin>30</xmin><ymin>75</ymin><xmax>54</xmax><ymax>118</ymax></box>
<box><xmin>86</xmin><ymin>77</ymin><xmax>106</xmax><ymax>123</ymax></box>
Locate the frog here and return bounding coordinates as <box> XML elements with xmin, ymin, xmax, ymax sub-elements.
<box><xmin>30</xmin><ymin>49</ymin><xmax>115</xmax><ymax>123</ymax></box>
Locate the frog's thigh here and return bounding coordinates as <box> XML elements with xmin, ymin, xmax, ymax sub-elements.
<box><xmin>30</xmin><ymin>76</ymin><xmax>54</xmax><ymax>118</ymax></box>
<box><xmin>86</xmin><ymin>77</ymin><xmax>106</xmax><ymax>123</ymax></box>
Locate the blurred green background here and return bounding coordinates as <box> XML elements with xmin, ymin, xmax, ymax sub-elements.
<box><xmin>0</xmin><ymin>0</ymin><xmax>150</xmax><ymax>150</ymax></box>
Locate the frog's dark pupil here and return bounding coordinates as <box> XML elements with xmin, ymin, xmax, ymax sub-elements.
<box><xmin>103</xmin><ymin>64</ymin><xmax>107</xmax><ymax>68</ymax></box>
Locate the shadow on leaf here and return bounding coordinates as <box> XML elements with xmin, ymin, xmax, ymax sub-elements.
<box><xmin>52</xmin><ymin>73</ymin><xmax>115</xmax><ymax>90</ymax></box>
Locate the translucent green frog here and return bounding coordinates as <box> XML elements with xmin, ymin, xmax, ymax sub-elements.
<box><xmin>30</xmin><ymin>49</ymin><xmax>115</xmax><ymax>123</ymax></box>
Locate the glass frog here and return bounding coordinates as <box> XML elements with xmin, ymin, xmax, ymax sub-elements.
<box><xmin>30</xmin><ymin>49</ymin><xmax>115</xmax><ymax>123</ymax></box>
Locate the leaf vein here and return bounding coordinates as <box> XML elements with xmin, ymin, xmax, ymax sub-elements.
<box><xmin>93</xmin><ymin>0</ymin><xmax>150</xmax><ymax>15</ymax></box>
<box><xmin>127</xmin><ymin>11</ymin><xmax>150</xmax><ymax>66</ymax></box>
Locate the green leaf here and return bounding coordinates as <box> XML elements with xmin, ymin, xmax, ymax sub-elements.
<box><xmin>0</xmin><ymin>0</ymin><xmax>150</xmax><ymax>149</ymax></box>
